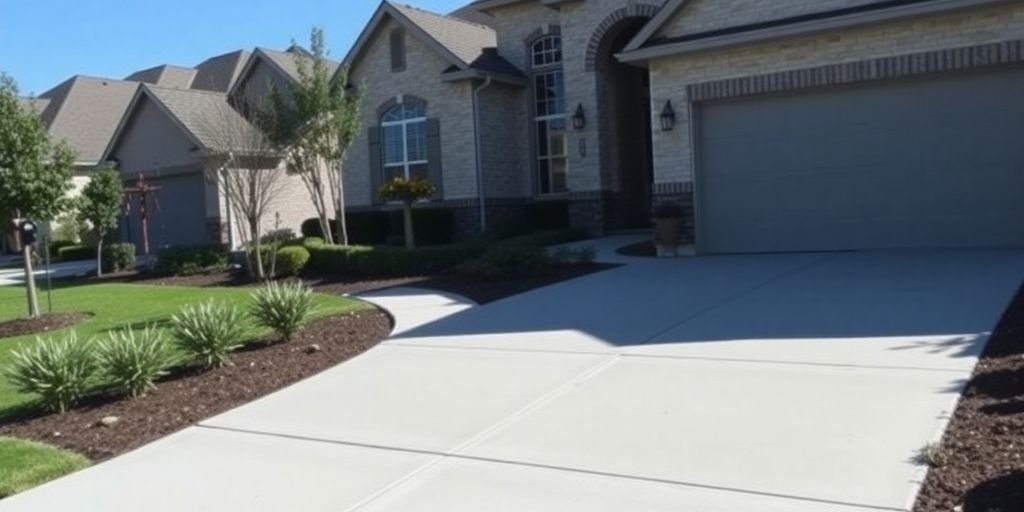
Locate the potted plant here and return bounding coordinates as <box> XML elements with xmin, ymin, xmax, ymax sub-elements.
<box><xmin>652</xmin><ymin>202</ymin><xmax>685</xmax><ymax>250</ymax></box>
<box><xmin>378</xmin><ymin>177</ymin><xmax>436</xmax><ymax>249</ymax></box>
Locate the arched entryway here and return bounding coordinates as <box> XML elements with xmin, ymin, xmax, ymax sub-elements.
<box><xmin>592</xmin><ymin>9</ymin><xmax>656</xmax><ymax>229</ymax></box>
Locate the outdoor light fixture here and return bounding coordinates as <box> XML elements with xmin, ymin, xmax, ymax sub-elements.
<box><xmin>572</xmin><ymin>103</ymin><xmax>586</xmax><ymax>130</ymax></box>
<box><xmin>660</xmin><ymin>100</ymin><xmax>676</xmax><ymax>131</ymax></box>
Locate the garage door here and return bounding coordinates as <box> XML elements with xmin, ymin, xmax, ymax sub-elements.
<box><xmin>697</xmin><ymin>69</ymin><xmax>1024</xmax><ymax>254</ymax></box>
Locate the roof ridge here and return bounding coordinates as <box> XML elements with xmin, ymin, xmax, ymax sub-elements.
<box><xmin>144</xmin><ymin>83</ymin><xmax>226</xmax><ymax>96</ymax></box>
<box><xmin>391</xmin><ymin>1</ymin><xmax>495</xmax><ymax>32</ymax></box>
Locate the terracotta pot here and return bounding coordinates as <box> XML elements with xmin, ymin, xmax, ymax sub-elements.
<box><xmin>654</xmin><ymin>217</ymin><xmax>684</xmax><ymax>247</ymax></box>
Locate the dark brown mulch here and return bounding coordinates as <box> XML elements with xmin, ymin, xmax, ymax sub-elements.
<box><xmin>99</xmin><ymin>263</ymin><xmax>618</xmax><ymax>306</ymax></box>
<box><xmin>0</xmin><ymin>313</ymin><xmax>90</xmax><ymax>340</ymax></box>
<box><xmin>0</xmin><ymin>310</ymin><xmax>390</xmax><ymax>461</ymax></box>
<box><xmin>914</xmin><ymin>284</ymin><xmax>1024</xmax><ymax>512</ymax></box>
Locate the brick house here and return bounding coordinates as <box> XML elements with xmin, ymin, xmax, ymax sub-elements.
<box><xmin>343</xmin><ymin>0</ymin><xmax>1024</xmax><ymax>253</ymax></box>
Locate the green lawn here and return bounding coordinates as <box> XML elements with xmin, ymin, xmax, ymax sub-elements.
<box><xmin>0</xmin><ymin>282</ymin><xmax>370</xmax><ymax>415</ymax></box>
<box><xmin>0</xmin><ymin>437</ymin><xmax>90</xmax><ymax>497</ymax></box>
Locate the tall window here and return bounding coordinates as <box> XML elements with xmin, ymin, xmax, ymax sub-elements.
<box><xmin>381</xmin><ymin>103</ymin><xmax>427</xmax><ymax>181</ymax></box>
<box><xmin>531</xmin><ymin>35</ymin><xmax>568</xmax><ymax>194</ymax></box>
<box><xmin>390</xmin><ymin>28</ymin><xmax>406</xmax><ymax>72</ymax></box>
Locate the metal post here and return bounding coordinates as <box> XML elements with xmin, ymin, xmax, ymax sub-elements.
<box><xmin>43</xmin><ymin>235</ymin><xmax>53</xmax><ymax>314</ymax></box>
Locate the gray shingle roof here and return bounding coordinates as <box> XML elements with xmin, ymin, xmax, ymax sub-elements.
<box><xmin>391</xmin><ymin>2</ymin><xmax>497</xmax><ymax>65</ymax></box>
<box><xmin>143</xmin><ymin>85</ymin><xmax>264</xmax><ymax>152</ymax></box>
<box><xmin>258</xmin><ymin>46</ymin><xmax>341</xmax><ymax>81</ymax></box>
<box><xmin>192</xmin><ymin>50</ymin><xmax>251</xmax><ymax>92</ymax></box>
<box><xmin>38</xmin><ymin>76</ymin><xmax>140</xmax><ymax>165</ymax></box>
<box><xmin>125</xmin><ymin>65</ymin><xmax>197</xmax><ymax>89</ymax></box>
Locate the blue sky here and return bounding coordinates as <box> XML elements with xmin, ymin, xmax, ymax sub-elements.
<box><xmin>0</xmin><ymin>0</ymin><xmax>468</xmax><ymax>96</ymax></box>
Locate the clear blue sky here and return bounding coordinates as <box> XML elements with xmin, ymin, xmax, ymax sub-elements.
<box><xmin>0</xmin><ymin>0</ymin><xmax>468</xmax><ymax>96</ymax></box>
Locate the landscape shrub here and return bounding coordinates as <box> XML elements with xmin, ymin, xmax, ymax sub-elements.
<box><xmin>302</xmin><ymin>237</ymin><xmax>326</xmax><ymax>249</ymax></box>
<box><xmin>3</xmin><ymin>332</ymin><xmax>96</xmax><ymax>413</ymax></box>
<box><xmin>458</xmin><ymin>245</ymin><xmax>553</xmax><ymax>280</ymax></box>
<box><xmin>495</xmin><ymin>229</ymin><xmax>590</xmax><ymax>249</ymax></box>
<box><xmin>525</xmin><ymin>200</ymin><xmax>570</xmax><ymax>231</ymax></box>
<box><xmin>249</xmin><ymin>282</ymin><xmax>317</xmax><ymax>342</ymax></box>
<box><xmin>306</xmin><ymin>242</ymin><xmax>487</xmax><ymax>277</ymax></box>
<box><xmin>95</xmin><ymin>326</ymin><xmax>178</xmax><ymax>398</ymax></box>
<box><xmin>101</xmin><ymin>243</ymin><xmax>135</xmax><ymax>273</ymax></box>
<box><xmin>275</xmin><ymin>246</ymin><xmax>310</xmax><ymax>277</ymax></box>
<box><xmin>170</xmin><ymin>301</ymin><xmax>248</xmax><ymax>369</ymax></box>
<box><xmin>259</xmin><ymin>228</ymin><xmax>296</xmax><ymax>245</ymax></box>
<box><xmin>549</xmin><ymin>245</ymin><xmax>597</xmax><ymax>264</ymax></box>
<box><xmin>57</xmin><ymin>245</ymin><xmax>95</xmax><ymax>262</ymax></box>
<box><xmin>301</xmin><ymin>208</ymin><xmax>455</xmax><ymax>247</ymax></box>
<box><xmin>47</xmin><ymin>240</ymin><xmax>77</xmax><ymax>258</ymax></box>
<box><xmin>155</xmin><ymin>245</ymin><xmax>228</xmax><ymax>276</ymax></box>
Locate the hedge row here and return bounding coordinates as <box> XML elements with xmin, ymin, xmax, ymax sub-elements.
<box><xmin>302</xmin><ymin>209</ymin><xmax>455</xmax><ymax>246</ymax></box>
<box><xmin>306</xmin><ymin>243</ymin><xmax>487</xmax><ymax>277</ymax></box>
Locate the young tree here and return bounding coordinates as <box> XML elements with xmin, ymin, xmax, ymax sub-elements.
<box><xmin>78</xmin><ymin>167</ymin><xmax>124</xmax><ymax>277</ymax></box>
<box><xmin>0</xmin><ymin>74</ymin><xmax>75</xmax><ymax>317</ymax></box>
<box><xmin>262</xmin><ymin>27</ymin><xmax>363</xmax><ymax>246</ymax></box>
<box><xmin>379</xmin><ymin>177</ymin><xmax>435</xmax><ymax>249</ymax></box>
<box><xmin>197</xmin><ymin>104</ymin><xmax>285</xmax><ymax>280</ymax></box>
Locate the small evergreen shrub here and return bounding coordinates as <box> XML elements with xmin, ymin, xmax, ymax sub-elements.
<box><xmin>155</xmin><ymin>245</ymin><xmax>228</xmax><ymax>276</ymax></box>
<box><xmin>57</xmin><ymin>245</ymin><xmax>95</xmax><ymax>262</ymax></box>
<box><xmin>550</xmin><ymin>245</ymin><xmax>597</xmax><ymax>264</ymax></box>
<box><xmin>275</xmin><ymin>246</ymin><xmax>310</xmax><ymax>277</ymax></box>
<box><xmin>170</xmin><ymin>301</ymin><xmax>248</xmax><ymax>369</ymax></box>
<box><xmin>48</xmin><ymin>240</ymin><xmax>77</xmax><ymax>258</ymax></box>
<box><xmin>3</xmin><ymin>332</ymin><xmax>96</xmax><ymax>413</ymax></box>
<box><xmin>459</xmin><ymin>245</ymin><xmax>553</xmax><ymax>280</ymax></box>
<box><xmin>525</xmin><ymin>200</ymin><xmax>570</xmax><ymax>231</ymax></box>
<box><xmin>95</xmin><ymin>326</ymin><xmax>178</xmax><ymax>398</ymax></box>
<box><xmin>101</xmin><ymin>243</ymin><xmax>136</xmax><ymax>273</ymax></box>
<box><xmin>249</xmin><ymin>282</ymin><xmax>317</xmax><ymax>342</ymax></box>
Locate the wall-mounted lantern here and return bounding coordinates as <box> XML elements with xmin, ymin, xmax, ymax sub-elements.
<box><xmin>660</xmin><ymin>100</ymin><xmax>676</xmax><ymax>131</ymax></box>
<box><xmin>572</xmin><ymin>103</ymin><xmax>586</xmax><ymax>131</ymax></box>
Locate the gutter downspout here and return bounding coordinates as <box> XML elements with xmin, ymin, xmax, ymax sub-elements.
<box><xmin>472</xmin><ymin>74</ymin><xmax>493</xmax><ymax>233</ymax></box>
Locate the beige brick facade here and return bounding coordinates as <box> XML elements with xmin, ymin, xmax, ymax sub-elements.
<box><xmin>344</xmin><ymin>17</ymin><xmax>479</xmax><ymax>207</ymax></box>
<box><xmin>648</xmin><ymin>2</ymin><xmax>1024</xmax><ymax>186</ymax></box>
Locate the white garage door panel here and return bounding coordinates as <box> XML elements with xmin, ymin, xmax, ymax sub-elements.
<box><xmin>698</xmin><ymin>69</ymin><xmax>1024</xmax><ymax>254</ymax></box>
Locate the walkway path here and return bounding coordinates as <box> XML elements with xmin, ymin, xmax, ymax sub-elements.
<box><xmin>3</xmin><ymin>239</ymin><xmax>1023</xmax><ymax>511</ymax></box>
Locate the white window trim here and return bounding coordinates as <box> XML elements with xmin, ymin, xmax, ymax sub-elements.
<box><xmin>381</xmin><ymin>114</ymin><xmax>428</xmax><ymax>180</ymax></box>
<box><xmin>532</xmin><ymin>66</ymin><xmax>569</xmax><ymax>195</ymax></box>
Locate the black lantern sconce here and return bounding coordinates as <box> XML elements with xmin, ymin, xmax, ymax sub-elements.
<box><xmin>660</xmin><ymin>100</ymin><xmax>676</xmax><ymax>131</ymax></box>
<box><xmin>572</xmin><ymin>103</ymin><xmax>586</xmax><ymax>131</ymax></box>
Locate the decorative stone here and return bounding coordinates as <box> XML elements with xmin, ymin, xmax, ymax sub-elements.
<box><xmin>99</xmin><ymin>416</ymin><xmax>120</xmax><ymax>427</ymax></box>
<box><xmin>306</xmin><ymin>344</ymin><xmax>322</xmax><ymax>354</ymax></box>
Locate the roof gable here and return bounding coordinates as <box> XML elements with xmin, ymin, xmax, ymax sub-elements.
<box><xmin>192</xmin><ymin>50</ymin><xmax>252</xmax><ymax>92</ymax></box>
<box><xmin>227</xmin><ymin>46</ymin><xmax>340</xmax><ymax>100</ymax></box>
<box><xmin>342</xmin><ymin>1</ymin><xmax>498</xmax><ymax>74</ymax></box>
<box><xmin>37</xmin><ymin>76</ymin><xmax>140</xmax><ymax>165</ymax></box>
<box><xmin>125</xmin><ymin>65</ymin><xmax>197</xmax><ymax>89</ymax></box>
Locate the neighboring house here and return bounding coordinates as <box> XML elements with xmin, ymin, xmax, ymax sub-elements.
<box><xmin>101</xmin><ymin>47</ymin><xmax>322</xmax><ymax>252</ymax></box>
<box><xmin>342</xmin><ymin>0</ymin><xmax>1024</xmax><ymax>253</ymax></box>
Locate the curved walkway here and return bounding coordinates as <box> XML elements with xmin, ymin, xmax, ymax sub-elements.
<box><xmin>3</xmin><ymin>241</ymin><xmax>1024</xmax><ymax>511</ymax></box>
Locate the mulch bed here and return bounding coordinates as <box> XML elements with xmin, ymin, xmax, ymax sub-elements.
<box><xmin>98</xmin><ymin>263</ymin><xmax>618</xmax><ymax>305</ymax></box>
<box><xmin>913</xmin><ymin>284</ymin><xmax>1024</xmax><ymax>512</ymax></box>
<box><xmin>0</xmin><ymin>310</ymin><xmax>390</xmax><ymax>461</ymax></box>
<box><xmin>0</xmin><ymin>313</ymin><xmax>90</xmax><ymax>340</ymax></box>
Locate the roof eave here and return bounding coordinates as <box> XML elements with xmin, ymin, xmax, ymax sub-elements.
<box><xmin>441</xmin><ymin>68</ymin><xmax>528</xmax><ymax>86</ymax></box>
<box><xmin>618</xmin><ymin>0</ymin><xmax>1012</xmax><ymax>64</ymax></box>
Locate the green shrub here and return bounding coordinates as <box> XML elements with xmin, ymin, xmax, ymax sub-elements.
<box><xmin>249</xmin><ymin>282</ymin><xmax>317</xmax><ymax>342</ymax></box>
<box><xmin>302</xmin><ymin>237</ymin><xmax>325</xmax><ymax>249</ymax></box>
<box><xmin>302</xmin><ymin>208</ymin><xmax>455</xmax><ymax>247</ymax></box>
<box><xmin>53</xmin><ymin>214</ymin><xmax>86</xmax><ymax>244</ymax></box>
<box><xmin>459</xmin><ymin>245</ymin><xmax>553</xmax><ymax>280</ymax></box>
<box><xmin>95</xmin><ymin>326</ymin><xmax>178</xmax><ymax>398</ymax></box>
<box><xmin>525</xmin><ymin>200</ymin><xmax>570</xmax><ymax>231</ymax></box>
<box><xmin>155</xmin><ymin>245</ymin><xmax>228</xmax><ymax>276</ymax></box>
<box><xmin>275</xmin><ymin>246</ymin><xmax>310</xmax><ymax>277</ymax></box>
<box><xmin>101</xmin><ymin>243</ymin><xmax>135</xmax><ymax>273</ymax></box>
<box><xmin>497</xmin><ymin>229</ymin><xmax>590</xmax><ymax>249</ymax></box>
<box><xmin>170</xmin><ymin>301</ymin><xmax>248</xmax><ymax>369</ymax></box>
<box><xmin>260</xmin><ymin>228</ymin><xmax>296</xmax><ymax>245</ymax></box>
<box><xmin>57</xmin><ymin>245</ymin><xmax>95</xmax><ymax>262</ymax></box>
<box><xmin>3</xmin><ymin>332</ymin><xmax>96</xmax><ymax>413</ymax></box>
<box><xmin>47</xmin><ymin>240</ymin><xmax>77</xmax><ymax>258</ymax></box>
<box><xmin>550</xmin><ymin>245</ymin><xmax>597</xmax><ymax>264</ymax></box>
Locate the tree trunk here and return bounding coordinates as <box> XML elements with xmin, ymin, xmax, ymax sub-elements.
<box><xmin>403</xmin><ymin>202</ymin><xmax>415</xmax><ymax>249</ymax></box>
<box><xmin>23</xmin><ymin>244</ymin><xmax>39</xmax><ymax>318</ymax></box>
<box><xmin>335</xmin><ymin>177</ymin><xmax>348</xmax><ymax>247</ymax></box>
<box><xmin>250</xmin><ymin>221</ymin><xmax>265</xmax><ymax>280</ymax></box>
<box><xmin>96</xmin><ymin>238</ymin><xmax>104</xmax><ymax>277</ymax></box>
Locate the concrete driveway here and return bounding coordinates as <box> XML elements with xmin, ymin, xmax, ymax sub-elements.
<box><xmin>0</xmin><ymin>260</ymin><xmax>96</xmax><ymax>287</ymax></box>
<box><xmin>4</xmin><ymin>241</ymin><xmax>1023</xmax><ymax>511</ymax></box>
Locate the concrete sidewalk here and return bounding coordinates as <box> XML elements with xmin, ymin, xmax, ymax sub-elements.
<box><xmin>3</xmin><ymin>246</ymin><xmax>1023</xmax><ymax>511</ymax></box>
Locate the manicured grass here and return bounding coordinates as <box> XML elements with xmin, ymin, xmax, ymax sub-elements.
<box><xmin>0</xmin><ymin>282</ymin><xmax>370</xmax><ymax>415</ymax></box>
<box><xmin>0</xmin><ymin>437</ymin><xmax>90</xmax><ymax>497</ymax></box>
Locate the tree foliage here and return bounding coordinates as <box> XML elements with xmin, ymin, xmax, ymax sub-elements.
<box><xmin>0</xmin><ymin>74</ymin><xmax>75</xmax><ymax>224</ymax></box>
<box><xmin>261</xmin><ymin>27</ymin><xmax>363</xmax><ymax>246</ymax></box>
<box><xmin>78</xmin><ymin>167</ymin><xmax>124</xmax><ymax>276</ymax></box>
